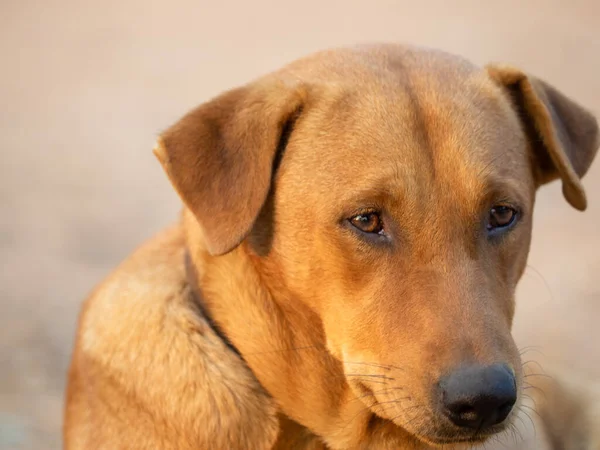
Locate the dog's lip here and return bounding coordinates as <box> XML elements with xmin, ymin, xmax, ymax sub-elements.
<box><xmin>416</xmin><ymin>420</ymin><xmax>512</xmax><ymax>446</ymax></box>
<box><xmin>381</xmin><ymin>403</ymin><xmax>510</xmax><ymax>447</ymax></box>
<box><xmin>418</xmin><ymin>432</ymin><xmax>491</xmax><ymax>446</ymax></box>
<box><xmin>363</xmin><ymin>398</ymin><xmax>492</xmax><ymax>446</ymax></box>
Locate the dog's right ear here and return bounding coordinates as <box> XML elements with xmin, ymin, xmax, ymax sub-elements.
<box><xmin>154</xmin><ymin>80</ymin><xmax>307</xmax><ymax>256</ymax></box>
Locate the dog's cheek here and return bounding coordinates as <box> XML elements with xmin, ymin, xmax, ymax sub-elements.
<box><xmin>501</xmin><ymin>224</ymin><xmax>534</xmax><ymax>293</ymax></box>
<box><xmin>325</xmin><ymin>336</ymin><xmax>343</xmax><ymax>360</ymax></box>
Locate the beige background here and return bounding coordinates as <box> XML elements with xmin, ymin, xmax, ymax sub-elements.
<box><xmin>1</xmin><ymin>1</ymin><xmax>599</xmax><ymax>449</ymax></box>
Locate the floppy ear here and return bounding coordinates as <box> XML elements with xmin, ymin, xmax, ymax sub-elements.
<box><xmin>154</xmin><ymin>79</ymin><xmax>307</xmax><ymax>255</ymax></box>
<box><xmin>487</xmin><ymin>65</ymin><xmax>599</xmax><ymax>210</ymax></box>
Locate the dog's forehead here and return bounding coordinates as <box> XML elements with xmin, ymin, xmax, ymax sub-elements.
<box><xmin>280</xmin><ymin>43</ymin><xmax>479</xmax><ymax>82</ymax></box>
<box><xmin>281</xmin><ymin>46</ymin><xmax>530</xmax><ymax>205</ymax></box>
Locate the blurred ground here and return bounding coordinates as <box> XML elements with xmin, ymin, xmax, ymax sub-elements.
<box><xmin>1</xmin><ymin>1</ymin><xmax>599</xmax><ymax>449</ymax></box>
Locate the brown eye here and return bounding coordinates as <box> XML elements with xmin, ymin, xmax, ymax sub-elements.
<box><xmin>487</xmin><ymin>205</ymin><xmax>518</xmax><ymax>232</ymax></box>
<box><xmin>350</xmin><ymin>212</ymin><xmax>384</xmax><ymax>234</ymax></box>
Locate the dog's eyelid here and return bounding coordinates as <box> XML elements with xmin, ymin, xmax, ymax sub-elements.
<box><xmin>492</xmin><ymin>200</ymin><xmax>520</xmax><ymax>212</ymax></box>
<box><xmin>350</xmin><ymin>206</ymin><xmax>381</xmax><ymax>216</ymax></box>
<box><xmin>481</xmin><ymin>176</ymin><xmax>528</xmax><ymax>205</ymax></box>
<box><xmin>481</xmin><ymin>188</ymin><xmax>526</xmax><ymax>219</ymax></box>
<box><xmin>341</xmin><ymin>202</ymin><xmax>385</xmax><ymax>221</ymax></box>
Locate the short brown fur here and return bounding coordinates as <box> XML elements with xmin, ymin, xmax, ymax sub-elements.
<box><xmin>65</xmin><ymin>44</ymin><xmax>599</xmax><ymax>449</ymax></box>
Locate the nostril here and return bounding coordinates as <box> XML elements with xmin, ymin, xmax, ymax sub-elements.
<box><xmin>451</xmin><ymin>403</ymin><xmax>479</xmax><ymax>423</ymax></box>
<box><xmin>451</xmin><ymin>405</ymin><xmax>476</xmax><ymax>416</ymax></box>
<box><xmin>453</xmin><ymin>404</ymin><xmax>475</xmax><ymax>416</ymax></box>
<box><xmin>444</xmin><ymin>400</ymin><xmax>482</xmax><ymax>428</ymax></box>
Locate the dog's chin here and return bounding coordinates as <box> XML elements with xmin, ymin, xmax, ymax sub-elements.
<box><xmin>415</xmin><ymin>433</ymin><xmax>490</xmax><ymax>448</ymax></box>
<box><xmin>406</xmin><ymin>423</ymin><xmax>510</xmax><ymax>449</ymax></box>
<box><xmin>372</xmin><ymin>409</ymin><xmax>505</xmax><ymax>449</ymax></box>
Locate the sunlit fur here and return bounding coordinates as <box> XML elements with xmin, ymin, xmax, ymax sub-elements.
<box><xmin>65</xmin><ymin>44</ymin><xmax>599</xmax><ymax>449</ymax></box>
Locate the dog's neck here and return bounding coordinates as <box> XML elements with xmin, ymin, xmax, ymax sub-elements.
<box><xmin>183</xmin><ymin>213</ymin><xmax>428</xmax><ymax>450</ymax></box>
<box><xmin>184</xmin><ymin>250</ymin><xmax>241</xmax><ymax>356</ymax></box>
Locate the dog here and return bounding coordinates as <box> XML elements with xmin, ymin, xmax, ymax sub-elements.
<box><xmin>64</xmin><ymin>43</ymin><xmax>599</xmax><ymax>449</ymax></box>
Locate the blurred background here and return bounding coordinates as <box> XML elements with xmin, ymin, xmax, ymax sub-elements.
<box><xmin>1</xmin><ymin>1</ymin><xmax>599</xmax><ymax>449</ymax></box>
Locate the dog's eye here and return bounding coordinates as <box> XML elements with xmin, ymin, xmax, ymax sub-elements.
<box><xmin>349</xmin><ymin>212</ymin><xmax>384</xmax><ymax>234</ymax></box>
<box><xmin>487</xmin><ymin>205</ymin><xmax>518</xmax><ymax>232</ymax></box>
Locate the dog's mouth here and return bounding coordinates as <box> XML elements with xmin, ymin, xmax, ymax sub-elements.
<box><xmin>354</xmin><ymin>381</ymin><xmax>514</xmax><ymax>448</ymax></box>
<box><xmin>422</xmin><ymin>436</ymin><xmax>488</xmax><ymax>448</ymax></box>
<box><xmin>395</xmin><ymin>418</ymin><xmax>503</xmax><ymax>448</ymax></box>
<box><xmin>400</xmin><ymin>414</ymin><xmax>513</xmax><ymax>448</ymax></box>
<box><xmin>366</xmin><ymin>410</ymin><xmax>502</xmax><ymax>449</ymax></box>
<box><xmin>417</xmin><ymin>429</ymin><xmax>500</xmax><ymax>446</ymax></box>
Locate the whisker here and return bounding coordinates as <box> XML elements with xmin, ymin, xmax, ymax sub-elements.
<box><xmin>347</xmin><ymin>378</ymin><xmax>389</xmax><ymax>385</ymax></box>
<box><xmin>243</xmin><ymin>344</ymin><xmax>326</xmax><ymax>356</ymax></box>
<box><xmin>339</xmin><ymin>398</ymin><xmax>397</xmax><ymax>430</ymax></box>
<box><xmin>369</xmin><ymin>398</ymin><xmax>413</xmax><ymax>417</ymax></box>
<box><xmin>524</xmin><ymin>265</ymin><xmax>555</xmax><ymax>304</ymax></box>
<box><xmin>511</xmin><ymin>420</ymin><xmax>525</xmax><ymax>444</ymax></box>
<box><xmin>522</xmin><ymin>383</ymin><xmax>547</xmax><ymax>400</ymax></box>
<box><xmin>521</xmin><ymin>359</ymin><xmax>547</xmax><ymax>375</ymax></box>
<box><xmin>341</xmin><ymin>392</ymin><xmax>417</xmax><ymax>431</ymax></box>
<box><xmin>343</xmin><ymin>361</ymin><xmax>406</xmax><ymax>372</ymax></box>
<box><xmin>372</xmin><ymin>398</ymin><xmax>411</xmax><ymax>407</ymax></box>
<box><xmin>520</xmin><ymin>403</ymin><xmax>542</xmax><ymax>418</ymax></box>
<box><xmin>523</xmin><ymin>372</ymin><xmax>554</xmax><ymax>380</ymax></box>
<box><xmin>491</xmin><ymin>432</ymin><xmax>510</xmax><ymax>449</ymax></box>
<box><xmin>507</xmin><ymin>424</ymin><xmax>518</xmax><ymax>448</ymax></box>
<box><xmin>521</xmin><ymin>393</ymin><xmax>540</xmax><ymax>411</ymax></box>
<box><xmin>387</xmin><ymin>403</ymin><xmax>425</xmax><ymax>428</ymax></box>
<box><xmin>344</xmin><ymin>373</ymin><xmax>396</xmax><ymax>381</ymax></box>
<box><xmin>518</xmin><ymin>345</ymin><xmax>545</xmax><ymax>357</ymax></box>
<box><xmin>517</xmin><ymin>407</ymin><xmax>537</xmax><ymax>438</ymax></box>
<box><xmin>346</xmin><ymin>386</ymin><xmax>405</xmax><ymax>403</ymax></box>
<box><xmin>513</xmin><ymin>411</ymin><xmax>527</xmax><ymax>435</ymax></box>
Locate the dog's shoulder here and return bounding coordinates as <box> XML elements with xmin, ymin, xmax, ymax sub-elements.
<box><xmin>65</xmin><ymin>225</ymin><xmax>280</xmax><ymax>450</ymax></box>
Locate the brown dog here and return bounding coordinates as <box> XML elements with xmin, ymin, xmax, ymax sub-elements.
<box><xmin>64</xmin><ymin>44</ymin><xmax>599</xmax><ymax>449</ymax></box>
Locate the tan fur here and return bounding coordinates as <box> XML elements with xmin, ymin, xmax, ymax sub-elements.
<box><xmin>64</xmin><ymin>227</ymin><xmax>280</xmax><ymax>449</ymax></box>
<box><xmin>64</xmin><ymin>44</ymin><xmax>599</xmax><ymax>449</ymax></box>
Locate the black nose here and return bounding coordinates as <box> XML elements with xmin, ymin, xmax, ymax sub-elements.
<box><xmin>439</xmin><ymin>363</ymin><xmax>517</xmax><ymax>430</ymax></box>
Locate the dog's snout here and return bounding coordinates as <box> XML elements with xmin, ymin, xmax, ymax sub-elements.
<box><xmin>439</xmin><ymin>363</ymin><xmax>516</xmax><ymax>430</ymax></box>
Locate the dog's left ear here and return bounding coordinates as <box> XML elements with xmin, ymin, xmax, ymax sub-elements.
<box><xmin>487</xmin><ymin>65</ymin><xmax>599</xmax><ymax>210</ymax></box>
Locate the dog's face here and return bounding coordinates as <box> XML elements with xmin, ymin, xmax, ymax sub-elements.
<box><xmin>256</xmin><ymin>69</ymin><xmax>533</xmax><ymax>445</ymax></box>
<box><xmin>155</xmin><ymin>45</ymin><xmax>599</xmax><ymax>446</ymax></box>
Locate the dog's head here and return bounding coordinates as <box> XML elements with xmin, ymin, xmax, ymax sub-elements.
<box><xmin>154</xmin><ymin>45</ymin><xmax>599</xmax><ymax>446</ymax></box>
